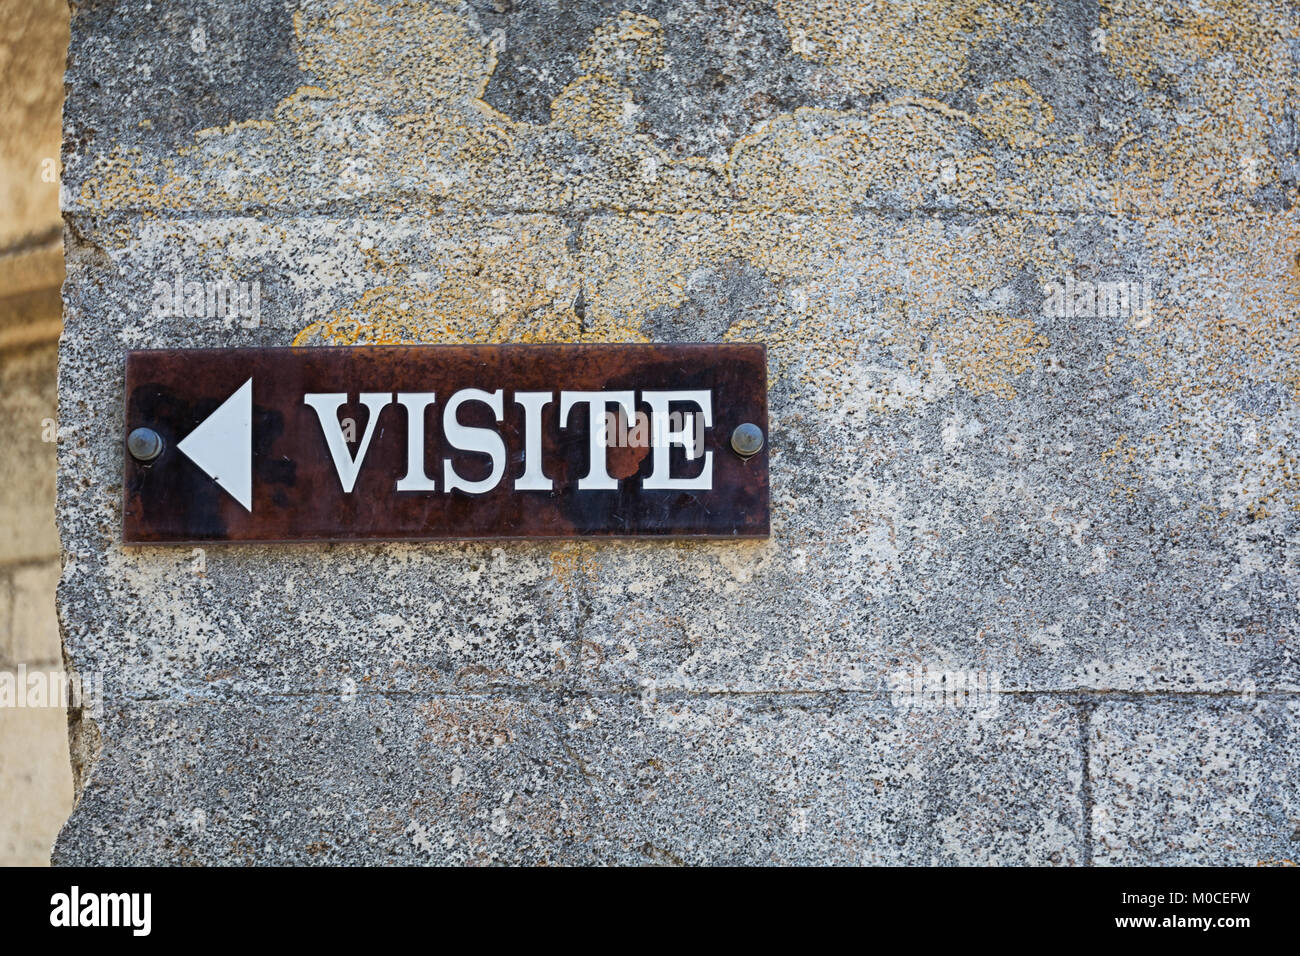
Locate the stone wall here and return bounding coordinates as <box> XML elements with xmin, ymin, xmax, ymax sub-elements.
<box><xmin>0</xmin><ymin>0</ymin><xmax>71</xmax><ymax>868</ymax></box>
<box><xmin>55</xmin><ymin>0</ymin><xmax>1298</xmax><ymax>864</ymax></box>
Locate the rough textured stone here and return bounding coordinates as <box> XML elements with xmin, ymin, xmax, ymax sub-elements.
<box><xmin>55</xmin><ymin>0</ymin><xmax>1299</xmax><ymax>864</ymax></box>
<box><xmin>1090</xmin><ymin>700</ymin><xmax>1300</xmax><ymax>866</ymax></box>
<box><xmin>55</xmin><ymin>694</ymin><xmax>1082</xmax><ymax>865</ymax></box>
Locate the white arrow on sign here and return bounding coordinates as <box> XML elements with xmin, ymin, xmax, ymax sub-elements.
<box><xmin>177</xmin><ymin>377</ymin><xmax>253</xmax><ymax>512</ymax></box>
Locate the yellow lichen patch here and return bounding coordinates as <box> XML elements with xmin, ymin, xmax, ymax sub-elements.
<box><xmin>973</xmin><ymin>80</ymin><xmax>1056</xmax><ymax>149</ymax></box>
<box><xmin>1101</xmin><ymin>0</ymin><xmax>1295</xmax><ymax>94</ymax></box>
<box><xmin>1100</xmin><ymin>0</ymin><xmax>1299</xmax><ymax>213</ymax></box>
<box><xmin>726</xmin><ymin>98</ymin><xmax>1043</xmax><ymax>213</ymax></box>
<box><xmin>79</xmin><ymin>2</ymin><xmax>1082</xmax><ymax>221</ymax></box>
<box><xmin>1142</xmin><ymin>216</ymin><xmax>1300</xmax><ymax>396</ymax></box>
<box><xmin>292</xmin><ymin>281</ymin><xmax>576</xmax><ymax>346</ymax></box>
<box><xmin>775</xmin><ymin>0</ymin><xmax>1029</xmax><ymax>95</ymax></box>
<box><xmin>1100</xmin><ymin>434</ymin><xmax>1141</xmax><ymax>500</ymax></box>
<box><xmin>293</xmin><ymin>217</ymin><xmax>582</xmax><ymax>345</ymax></box>
<box><xmin>578</xmin><ymin>212</ymin><xmax>727</xmax><ymax>339</ymax></box>
<box><xmin>547</xmin><ymin>544</ymin><xmax>598</xmax><ymax>592</ymax></box>
<box><xmin>727</xmin><ymin>110</ymin><xmax>865</xmax><ymax>210</ymax></box>
<box><xmin>578</xmin><ymin>210</ymin><xmax>1055</xmax><ymax>410</ymax></box>
<box><xmin>576</xmin><ymin>11</ymin><xmax>665</xmax><ymax>79</ymax></box>
<box><xmin>854</xmin><ymin>104</ymin><xmax>995</xmax><ymax>207</ymax></box>
<box><xmin>936</xmin><ymin>312</ymin><xmax>1048</xmax><ymax>400</ymax></box>
<box><xmin>296</xmin><ymin>0</ymin><xmax>498</xmax><ymax>104</ymax></box>
<box><xmin>551</xmin><ymin>12</ymin><xmax>664</xmax><ymax>131</ymax></box>
<box><xmin>78</xmin><ymin>0</ymin><xmax>1293</xmax><ymax>441</ymax></box>
<box><xmin>550</xmin><ymin>76</ymin><xmax>638</xmax><ymax>131</ymax></box>
<box><xmin>751</xmin><ymin>215</ymin><xmax>1054</xmax><ymax>406</ymax></box>
<box><xmin>79</xmin><ymin>147</ymin><xmax>198</xmax><ymax>211</ymax></box>
<box><xmin>1108</xmin><ymin>213</ymin><xmax>1300</xmax><ymax>510</ymax></box>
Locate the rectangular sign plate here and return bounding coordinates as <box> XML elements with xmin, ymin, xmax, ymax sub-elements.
<box><xmin>123</xmin><ymin>344</ymin><xmax>768</xmax><ymax>543</ymax></box>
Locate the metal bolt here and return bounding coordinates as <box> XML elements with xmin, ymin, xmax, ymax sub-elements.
<box><xmin>730</xmin><ymin>422</ymin><xmax>764</xmax><ymax>457</ymax></box>
<box><xmin>127</xmin><ymin>427</ymin><xmax>165</xmax><ymax>462</ymax></box>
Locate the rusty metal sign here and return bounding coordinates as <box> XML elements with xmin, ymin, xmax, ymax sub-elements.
<box><xmin>122</xmin><ymin>344</ymin><xmax>769</xmax><ymax>543</ymax></box>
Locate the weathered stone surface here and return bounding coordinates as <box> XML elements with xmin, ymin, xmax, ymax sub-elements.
<box><xmin>56</xmin><ymin>0</ymin><xmax>1299</xmax><ymax>863</ymax></box>
<box><xmin>55</xmin><ymin>211</ymin><xmax>1299</xmax><ymax>697</ymax></box>
<box><xmin>55</xmin><ymin>694</ymin><xmax>1081</xmax><ymax>865</ymax></box>
<box><xmin>1090</xmin><ymin>700</ymin><xmax>1300</xmax><ymax>866</ymax></box>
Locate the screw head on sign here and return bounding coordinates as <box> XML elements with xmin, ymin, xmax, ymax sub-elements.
<box><xmin>127</xmin><ymin>427</ymin><xmax>165</xmax><ymax>462</ymax></box>
<box><xmin>730</xmin><ymin>423</ymin><xmax>764</xmax><ymax>457</ymax></box>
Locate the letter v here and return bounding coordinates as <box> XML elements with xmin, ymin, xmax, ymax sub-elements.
<box><xmin>304</xmin><ymin>392</ymin><xmax>392</xmax><ymax>492</ymax></box>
